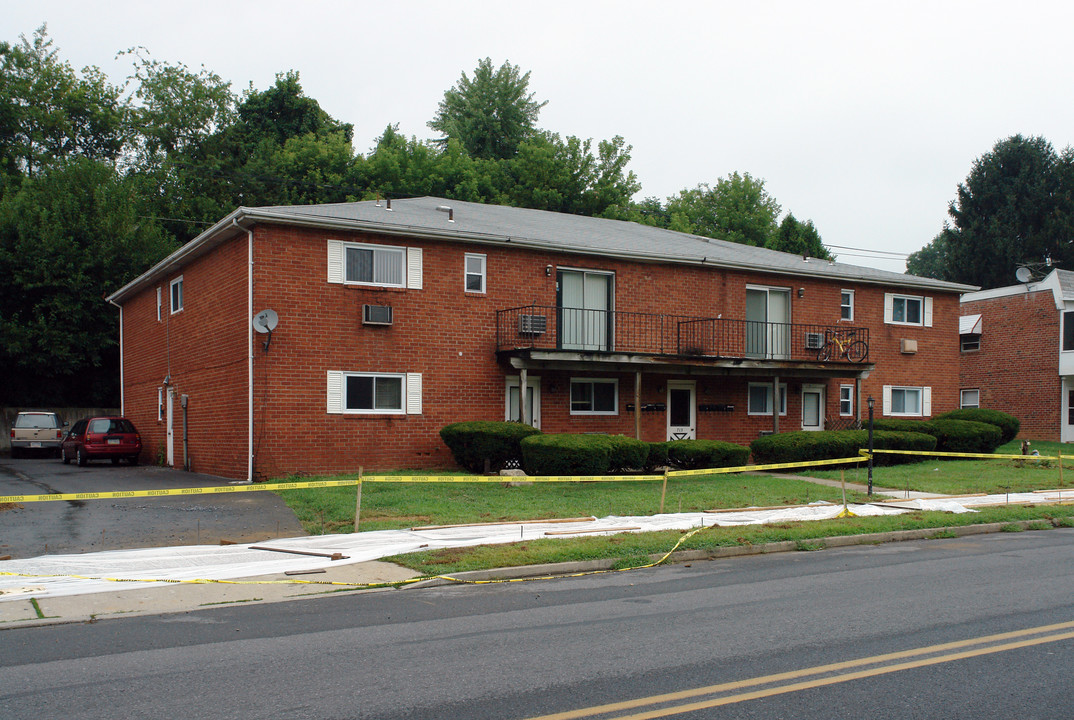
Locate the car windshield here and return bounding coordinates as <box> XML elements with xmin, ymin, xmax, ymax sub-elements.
<box><xmin>88</xmin><ymin>418</ymin><xmax>136</xmax><ymax>434</ymax></box>
<box><xmin>15</xmin><ymin>414</ymin><xmax>57</xmax><ymax>428</ymax></box>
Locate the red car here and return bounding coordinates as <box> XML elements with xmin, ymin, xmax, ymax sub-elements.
<box><xmin>61</xmin><ymin>416</ymin><xmax>143</xmax><ymax>466</ymax></box>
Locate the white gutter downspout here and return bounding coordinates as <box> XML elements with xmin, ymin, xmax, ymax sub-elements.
<box><xmin>107</xmin><ymin>299</ymin><xmax>124</xmax><ymax>414</ymax></box>
<box><xmin>233</xmin><ymin>218</ymin><xmax>255</xmax><ymax>484</ymax></box>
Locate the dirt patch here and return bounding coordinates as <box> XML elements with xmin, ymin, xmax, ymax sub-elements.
<box><xmin>0</xmin><ymin>502</ymin><xmax>20</xmax><ymax>512</ymax></box>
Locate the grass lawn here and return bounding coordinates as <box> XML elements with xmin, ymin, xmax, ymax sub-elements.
<box><xmin>389</xmin><ymin>506</ymin><xmax>1074</xmax><ymax>575</ymax></box>
<box><xmin>268</xmin><ymin>438</ymin><xmax>1074</xmax><ymax>578</ymax></box>
<box><xmin>800</xmin><ymin>438</ymin><xmax>1074</xmax><ymax>495</ymax></box>
<box><xmin>269</xmin><ymin>470</ymin><xmax>873</xmax><ymax>535</ymax></box>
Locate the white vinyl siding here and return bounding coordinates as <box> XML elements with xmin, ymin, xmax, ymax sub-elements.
<box><xmin>882</xmin><ymin>385</ymin><xmax>932</xmax><ymax>417</ymax></box>
<box><xmin>326</xmin><ymin>371</ymin><xmax>421</xmax><ymax>415</ymax></box>
<box><xmin>327</xmin><ymin>240</ymin><xmax>421</xmax><ymax>289</ymax></box>
<box><xmin>884</xmin><ymin>293</ymin><xmax>932</xmax><ymax>327</ymax></box>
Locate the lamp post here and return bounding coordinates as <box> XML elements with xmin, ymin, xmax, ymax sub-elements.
<box><xmin>867</xmin><ymin>395</ymin><xmax>875</xmax><ymax>496</ymax></box>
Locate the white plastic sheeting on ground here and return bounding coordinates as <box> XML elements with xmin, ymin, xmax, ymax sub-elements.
<box><xmin>0</xmin><ymin>494</ymin><xmax>1002</xmax><ymax>601</ymax></box>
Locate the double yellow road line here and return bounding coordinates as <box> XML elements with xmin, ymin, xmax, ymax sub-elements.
<box><xmin>525</xmin><ymin>620</ymin><xmax>1074</xmax><ymax>719</ymax></box>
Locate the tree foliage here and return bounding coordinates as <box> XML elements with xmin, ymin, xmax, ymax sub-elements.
<box><xmin>428</xmin><ymin>57</ymin><xmax>547</xmax><ymax>160</ymax></box>
<box><xmin>666</xmin><ymin>172</ymin><xmax>782</xmax><ymax>246</ymax></box>
<box><xmin>909</xmin><ymin>135</ymin><xmax>1074</xmax><ymax>289</ymax></box>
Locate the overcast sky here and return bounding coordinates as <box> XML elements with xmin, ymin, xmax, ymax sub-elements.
<box><xmin>8</xmin><ymin>0</ymin><xmax>1074</xmax><ymax>274</ymax></box>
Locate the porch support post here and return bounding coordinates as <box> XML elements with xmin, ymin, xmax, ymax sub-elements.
<box><xmin>634</xmin><ymin>371</ymin><xmax>642</xmax><ymax>440</ymax></box>
<box><xmin>772</xmin><ymin>375</ymin><xmax>780</xmax><ymax>434</ymax></box>
<box><xmin>519</xmin><ymin>368</ymin><xmax>528</xmax><ymax>425</ymax></box>
<box><xmin>855</xmin><ymin>377</ymin><xmax>862</xmax><ymax>424</ymax></box>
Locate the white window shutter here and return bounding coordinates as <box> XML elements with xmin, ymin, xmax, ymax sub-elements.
<box><xmin>327</xmin><ymin>371</ymin><xmax>343</xmax><ymax>414</ymax></box>
<box><xmin>407</xmin><ymin>247</ymin><xmax>423</xmax><ymax>289</ymax></box>
<box><xmin>327</xmin><ymin>240</ymin><xmax>344</xmax><ymax>284</ymax></box>
<box><xmin>884</xmin><ymin>293</ymin><xmax>894</xmax><ymax>324</ymax></box>
<box><xmin>882</xmin><ymin>385</ymin><xmax>892</xmax><ymax>415</ymax></box>
<box><xmin>923</xmin><ymin>297</ymin><xmax>933</xmax><ymax>327</ymax></box>
<box><xmin>923</xmin><ymin>386</ymin><xmax>932</xmax><ymax>416</ymax></box>
<box><xmin>406</xmin><ymin>373</ymin><xmax>422</xmax><ymax>414</ymax></box>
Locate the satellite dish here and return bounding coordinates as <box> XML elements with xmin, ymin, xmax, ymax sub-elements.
<box><xmin>252</xmin><ymin>309</ymin><xmax>278</xmax><ymax>334</ymax></box>
<box><xmin>1015</xmin><ymin>267</ymin><xmax>1033</xmax><ymax>283</ymax></box>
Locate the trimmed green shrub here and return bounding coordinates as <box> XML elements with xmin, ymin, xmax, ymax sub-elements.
<box><xmin>520</xmin><ymin>433</ymin><xmax>611</xmax><ymax>476</ymax></box>
<box><xmin>872</xmin><ymin>418</ymin><xmax>1002</xmax><ymax>454</ymax></box>
<box><xmin>665</xmin><ymin>439</ymin><xmax>750</xmax><ymax>470</ymax></box>
<box><xmin>439</xmin><ymin>421</ymin><xmax>541</xmax><ymax>473</ymax></box>
<box><xmin>750</xmin><ymin>429</ymin><xmax>936</xmax><ymax>467</ymax></box>
<box><xmin>936</xmin><ymin>408</ymin><xmax>1020</xmax><ymax>444</ymax></box>
<box><xmin>928</xmin><ymin>419</ymin><xmax>1002</xmax><ymax>454</ymax></box>
<box><xmin>645</xmin><ymin>442</ymin><xmax>669</xmax><ymax>471</ymax></box>
<box><xmin>605</xmin><ymin>435</ymin><xmax>649</xmax><ymax>472</ymax></box>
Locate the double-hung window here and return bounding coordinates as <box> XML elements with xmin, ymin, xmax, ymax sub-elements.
<box><xmin>170</xmin><ymin>276</ymin><xmax>184</xmax><ymax>314</ymax></box>
<box><xmin>840</xmin><ymin>290</ymin><xmax>854</xmax><ymax>321</ymax></box>
<box><xmin>885</xmin><ymin>293</ymin><xmax>932</xmax><ymax>326</ymax></box>
<box><xmin>747</xmin><ymin>383</ymin><xmax>787</xmax><ymax>416</ymax></box>
<box><xmin>570</xmin><ymin>378</ymin><xmax>618</xmax><ymax>415</ymax></box>
<box><xmin>839</xmin><ymin>385</ymin><xmax>854</xmax><ymax>416</ymax></box>
<box><xmin>883</xmin><ymin>385</ymin><xmax>931</xmax><ymax>417</ymax></box>
<box><xmin>1064</xmin><ymin>311</ymin><xmax>1074</xmax><ymax>352</ymax></box>
<box><xmin>465</xmin><ymin>253</ymin><xmax>486</xmax><ymax>293</ymax></box>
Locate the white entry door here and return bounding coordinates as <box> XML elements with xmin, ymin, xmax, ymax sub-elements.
<box><xmin>506</xmin><ymin>377</ymin><xmax>541</xmax><ymax>428</ymax></box>
<box><xmin>667</xmin><ymin>381</ymin><xmax>696</xmax><ymax>440</ymax></box>
<box><xmin>802</xmin><ymin>384</ymin><xmax>825</xmax><ymax>431</ymax></box>
<box><xmin>1063</xmin><ymin>378</ymin><xmax>1074</xmax><ymax>443</ymax></box>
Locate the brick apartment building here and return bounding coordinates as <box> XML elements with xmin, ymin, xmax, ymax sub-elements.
<box><xmin>960</xmin><ymin>268</ymin><xmax>1074</xmax><ymax>441</ymax></box>
<box><xmin>107</xmin><ymin>197</ymin><xmax>973</xmax><ymax>481</ymax></box>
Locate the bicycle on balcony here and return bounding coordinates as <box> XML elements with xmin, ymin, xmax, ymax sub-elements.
<box><xmin>817</xmin><ymin>329</ymin><xmax>868</xmax><ymax>363</ymax></box>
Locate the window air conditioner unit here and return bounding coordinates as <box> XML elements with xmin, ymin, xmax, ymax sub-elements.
<box><xmin>518</xmin><ymin>314</ymin><xmax>547</xmax><ymax>335</ymax></box>
<box><xmin>362</xmin><ymin>304</ymin><xmax>393</xmax><ymax>326</ymax></box>
<box><xmin>805</xmin><ymin>332</ymin><xmax>824</xmax><ymax>350</ymax></box>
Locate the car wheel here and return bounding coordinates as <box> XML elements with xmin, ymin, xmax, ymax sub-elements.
<box><xmin>111</xmin><ymin>457</ymin><xmax>120</xmax><ymax>465</ymax></box>
<box><xmin>128</xmin><ymin>455</ymin><xmax>139</xmax><ymax>466</ymax></box>
<box><xmin>10</xmin><ymin>447</ymin><xmax>20</xmax><ymax>459</ymax></box>
<box><xmin>61</xmin><ymin>447</ymin><xmax>70</xmax><ymax>464</ymax></box>
<box><xmin>76</xmin><ymin>447</ymin><xmax>87</xmax><ymax>467</ymax></box>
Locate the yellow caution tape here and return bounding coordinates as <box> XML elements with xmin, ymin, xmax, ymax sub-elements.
<box><xmin>1</xmin><ymin>447</ymin><xmax>1046</xmax><ymax>505</ymax></box>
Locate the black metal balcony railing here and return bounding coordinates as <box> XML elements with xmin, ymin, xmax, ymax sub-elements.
<box><xmin>495</xmin><ymin>305</ymin><xmax>870</xmax><ymax>363</ymax></box>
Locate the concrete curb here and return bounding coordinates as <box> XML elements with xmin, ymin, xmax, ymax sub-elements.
<box><xmin>406</xmin><ymin>519</ymin><xmax>1054</xmax><ymax>587</ymax></box>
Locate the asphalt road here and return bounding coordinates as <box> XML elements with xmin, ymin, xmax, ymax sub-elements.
<box><xmin>0</xmin><ymin>456</ymin><xmax>305</xmax><ymax>558</ymax></box>
<box><xmin>3</xmin><ymin>528</ymin><xmax>1074</xmax><ymax>718</ymax></box>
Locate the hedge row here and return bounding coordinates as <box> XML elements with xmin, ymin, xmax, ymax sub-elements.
<box><xmin>750</xmin><ymin>429</ymin><xmax>936</xmax><ymax>466</ymax></box>
<box><xmin>439</xmin><ymin>421</ymin><xmax>749</xmax><ymax>475</ymax></box>
<box><xmin>935</xmin><ymin>408</ymin><xmax>1020</xmax><ymax>444</ymax></box>
<box><xmin>871</xmin><ymin>418</ymin><xmax>1002</xmax><ymax>454</ymax></box>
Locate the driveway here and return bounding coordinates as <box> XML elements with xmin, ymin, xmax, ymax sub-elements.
<box><xmin>0</xmin><ymin>456</ymin><xmax>306</xmax><ymax>559</ymax></box>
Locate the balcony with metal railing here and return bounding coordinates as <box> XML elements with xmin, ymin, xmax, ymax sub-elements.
<box><xmin>495</xmin><ymin>305</ymin><xmax>870</xmax><ymax>364</ymax></box>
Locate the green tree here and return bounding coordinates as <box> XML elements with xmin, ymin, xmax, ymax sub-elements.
<box><xmin>236</xmin><ymin>70</ymin><xmax>352</xmax><ymax>146</ymax></box>
<box><xmin>906</xmin><ymin>231</ymin><xmax>950</xmax><ymax>279</ymax></box>
<box><xmin>428</xmin><ymin>58</ymin><xmax>547</xmax><ymax>160</ymax></box>
<box><xmin>0</xmin><ymin>26</ymin><xmax>127</xmax><ymax>179</ymax></box>
<box><xmin>0</xmin><ymin>159</ymin><xmax>174</xmax><ymax>405</ymax></box>
<box><xmin>666</xmin><ymin>172</ymin><xmax>782</xmax><ymax>246</ymax></box>
<box><xmin>768</xmin><ymin>213</ymin><xmax>832</xmax><ymax>260</ymax></box>
<box><xmin>921</xmin><ymin>135</ymin><xmax>1074</xmax><ymax>288</ymax></box>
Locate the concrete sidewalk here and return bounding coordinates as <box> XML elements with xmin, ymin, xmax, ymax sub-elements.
<box><xmin>0</xmin><ymin>560</ymin><xmax>421</xmax><ymax>627</ymax></box>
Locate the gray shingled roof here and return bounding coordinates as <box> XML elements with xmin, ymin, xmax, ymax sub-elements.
<box><xmin>1057</xmin><ymin>268</ymin><xmax>1074</xmax><ymax>299</ymax></box>
<box><xmin>257</xmin><ymin>197</ymin><xmax>973</xmax><ymax>292</ymax></box>
<box><xmin>108</xmin><ymin>196</ymin><xmax>975</xmax><ymax>304</ymax></box>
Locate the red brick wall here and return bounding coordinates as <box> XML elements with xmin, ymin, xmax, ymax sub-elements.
<box><xmin>961</xmin><ymin>290</ymin><xmax>1060</xmax><ymax>439</ymax></box>
<box><xmin>119</xmin><ymin>222</ymin><xmax>965</xmax><ymax>478</ymax></box>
